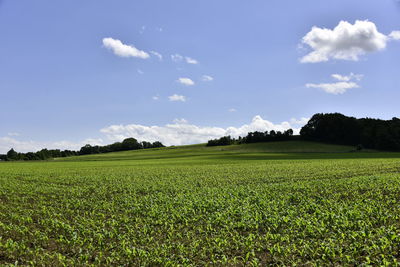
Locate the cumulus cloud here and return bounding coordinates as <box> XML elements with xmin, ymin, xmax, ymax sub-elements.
<box><xmin>100</xmin><ymin>116</ymin><xmax>307</xmax><ymax>146</ymax></box>
<box><xmin>300</xmin><ymin>20</ymin><xmax>389</xmax><ymax>63</ymax></box>
<box><xmin>177</xmin><ymin>77</ymin><xmax>195</xmax><ymax>86</ymax></box>
<box><xmin>389</xmin><ymin>31</ymin><xmax>400</xmax><ymax>40</ymax></box>
<box><xmin>185</xmin><ymin>57</ymin><xmax>198</xmax><ymax>64</ymax></box>
<box><xmin>150</xmin><ymin>51</ymin><xmax>163</xmax><ymax>60</ymax></box>
<box><xmin>306</xmin><ymin>73</ymin><xmax>362</xmax><ymax>94</ymax></box>
<box><xmin>168</xmin><ymin>94</ymin><xmax>186</xmax><ymax>102</ymax></box>
<box><xmin>102</xmin><ymin>37</ymin><xmax>149</xmax><ymax>59</ymax></box>
<box><xmin>202</xmin><ymin>75</ymin><xmax>214</xmax><ymax>82</ymax></box>
<box><xmin>0</xmin><ymin>116</ymin><xmax>310</xmax><ymax>153</ymax></box>
<box><xmin>0</xmin><ymin>136</ymin><xmax>103</xmax><ymax>154</ymax></box>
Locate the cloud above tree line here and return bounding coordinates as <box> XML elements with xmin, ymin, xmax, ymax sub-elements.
<box><xmin>0</xmin><ymin>116</ymin><xmax>309</xmax><ymax>153</ymax></box>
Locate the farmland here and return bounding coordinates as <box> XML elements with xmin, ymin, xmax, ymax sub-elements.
<box><xmin>1</xmin><ymin>141</ymin><xmax>400</xmax><ymax>265</ymax></box>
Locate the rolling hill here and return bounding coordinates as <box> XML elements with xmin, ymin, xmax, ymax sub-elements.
<box><xmin>54</xmin><ymin>140</ymin><xmax>391</xmax><ymax>163</ymax></box>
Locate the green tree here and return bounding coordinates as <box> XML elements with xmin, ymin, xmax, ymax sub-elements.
<box><xmin>6</xmin><ymin>148</ymin><xmax>18</xmax><ymax>160</ymax></box>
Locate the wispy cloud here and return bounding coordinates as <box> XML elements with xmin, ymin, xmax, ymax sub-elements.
<box><xmin>185</xmin><ymin>57</ymin><xmax>198</xmax><ymax>64</ymax></box>
<box><xmin>168</xmin><ymin>94</ymin><xmax>186</xmax><ymax>102</ymax></box>
<box><xmin>306</xmin><ymin>82</ymin><xmax>359</xmax><ymax>94</ymax></box>
<box><xmin>306</xmin><ymin>73</ymin><xmax>362</xmax><ymax>94</ymax></box>
<box><xmin>171</xmin><ymin>54</ymin><xmax>184</xmax><ymax>62</ymax></box>
<box><xmin>331</xmin><ymin>73</ymin><xmax>363</xmax><ymax>82</ymax></box>
<box><xmin>171</xmin><ymin>54</ymin><xmax>199</xmax><ymax>64</ymax></box>
<box><xmin>201</xmin><ymin>75</ymin><xmax>214</xmax><ymax>82</ymax></box>
<box><xmin>150</xmin><ymin>51</ymin><xmax>163</xmax><ymax>60</ymax></box>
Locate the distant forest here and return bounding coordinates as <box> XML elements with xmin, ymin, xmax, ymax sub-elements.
<box><xmin>0</xmin><ymin>138</ymin><xmax>164</xmax><ymax>161</ymax></box>
<box><xmin>207</xmin><ymin>129</ymin><xmax>294</xmax><ymax>146</ymax></box>
<box><xmin>300</xmin><ymin>113</ymin><xmax>400</xmax><ymax>151</ymax></box>
<box><xmin>207</xmin><ymin>113</ymin><xmax>400</xmax><ymax>151</ymax></box>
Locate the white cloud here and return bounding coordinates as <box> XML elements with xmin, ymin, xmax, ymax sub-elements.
<box><xmin>171</xmin><ymin>54</ymin><xmax>184</xmax><ymax>62</ymax></box>
<box><xmin>306</xmin><ymin>73</ymin><xmax>362</xmax><ymax>94</ymax></box>
<box><xmin>152</xmin><ymin>95</ymin><xmax>159</xmax><ymax>100</ymax></box>
<box><xmin>168</xmin><ymin>94</ymin><xmax>186</xmax><ymax>102</ymax></box>
<box><xmin>100</xmin><ymin>116</ymin><xmax>306</xmax><ymax>146</ymax></box>
<box><xmin>0</xmin><ymin>136</ymin><xmax>104</xmax><ymax>154</ymax></box>
<box><xmin>185</xmin><ymin>57</ymin><xmax>198</xmax><ymax>64</ymax></box>
<box><xmin>228</xmin><ymin>108</ymin><xmax>237</xmax><ymax>112</ymax></box>
<box><xmin>173</xmin><ymin>118</ymin><xmax>188</xmax><ymax>124</ymax></box>
<box><xmin>290</xmin><ymin>117</ymin><xmax>310</xmax><ymax>125</ymax></box>
<box><xmin>150</xmin><ymin>51</ymin><xmax>163</xmax><ymax>60</ymax></box>
<box><xmin>137</xmin><ymin>69</ymin><xmax>144</xmax><ymax>75</ymax></box>
<box><xmin>300</xmin><ymin>20</ymin><xmax>388</xmax><ymax>63</ymax></box>
<box><xmin>306</xmin><ymin>82</ymin><xmax>359</xmax><ymax>95</ymax></box>
<box><xmin>177</xmin><ymin>77</ymin><xmax>195</xmax><ymax>86</ymax></box>
<box><xmin>202</xmin><ymin>75</ymin><xmax>214</xmax><ymax>82</ymax></box>
<box><xmin>389</xmin><ymin>31</ymin><xmax>400</xmax><ymax>40</ymax></box>
<box><xmin>102</xmin><ymin>37</ymin><xmax>149</xmax><ymax>59</ymax></box>
<box><xmin>171</xmin><ymin>54</ymin><xmax>199</xmax><ymax>64</ymax></box>
<box><xmin>7</xmin><ymin>132</ymin><xmax>20</xmax><ymax>137</ymax></box>
<box><xmin>0</xmin><ymin>116</ymin><xmax>310</xmax><ymax>153</ymax></box>
<box><xmin>331</xmin><ymin>73</ymin><xmax>363</xmax><ymax>82</ymax></box>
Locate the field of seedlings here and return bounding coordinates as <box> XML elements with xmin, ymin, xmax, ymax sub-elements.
<box><xmin>1</xmin><ymin>143</ymin><xmax>400</xmax><ymax>265</ymax></box>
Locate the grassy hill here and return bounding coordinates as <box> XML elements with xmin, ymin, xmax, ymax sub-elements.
<box><xmin>56</xmin><ymin>140</ymin><xmax>388</xmax><ymax>163</ymax></box>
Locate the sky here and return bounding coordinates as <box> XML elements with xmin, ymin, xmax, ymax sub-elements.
<box><xmin>1</xmin><ymin>0</ymin><xmax>400</xmax><ymax>153</ymax></box>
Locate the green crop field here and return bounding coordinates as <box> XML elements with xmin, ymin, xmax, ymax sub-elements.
<box><xmin>1</xmin><ymin>141</ymin><xmax>400</xmax><ymax>266</ymax></box>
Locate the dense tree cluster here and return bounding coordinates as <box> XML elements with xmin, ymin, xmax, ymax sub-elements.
<box><xmin>300</xmin><ymin>113</ymin><xmax>400</xmax><ymax>151</ymax></box>
<box><xmin>206</xmin><ymin>136</ymin><xmax>235</xmax><ymax>146</ymax></box>
<box><xmin>78</xmin><ymin>138</ymin><xmax>164</xmax><ymax>155</ymax></box>
<box><xmin>207</xmin><ymin>129</ymin><xmax>294</xmax><ymax>147</ymax></box>
<box><xmin>0</xmin><ymin>148</ymin><xmax>78</xmax><ymax>161</ymax></box>
<box><xmin>1</xmin><ymin>138</ymin><xmax>164</xmax><ymax>161</ymax></box>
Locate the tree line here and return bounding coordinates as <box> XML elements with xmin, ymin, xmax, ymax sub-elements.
<box><xmin>0</xmin><ymin>137</ymin><xmax>164</xmax><ymax>161</ymax></box>
<box><xmin>207</xmin><ymin>113</ymin><xmax>400</xmax><ymax>151</ymax></box>
<box><xmin>300</xmin><ymin>113</ymin><xmax>400</xmax><ymax>151</ymax></box>
<box><xmin>207</xmin><ymin>129</ymin><xmax>294</xmax><ymax>146</ymax></box>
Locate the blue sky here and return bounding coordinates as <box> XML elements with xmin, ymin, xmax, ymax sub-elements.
<box><xmin>1</xmin><ymin>0</ymin><xmax>399</xmax><ymax>152</ymax></box>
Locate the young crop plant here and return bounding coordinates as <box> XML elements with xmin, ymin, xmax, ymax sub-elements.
<box><xmin>1</xmin><ymin>147</ymin><xmax>400</xmax><ymax>265</ymax></box>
